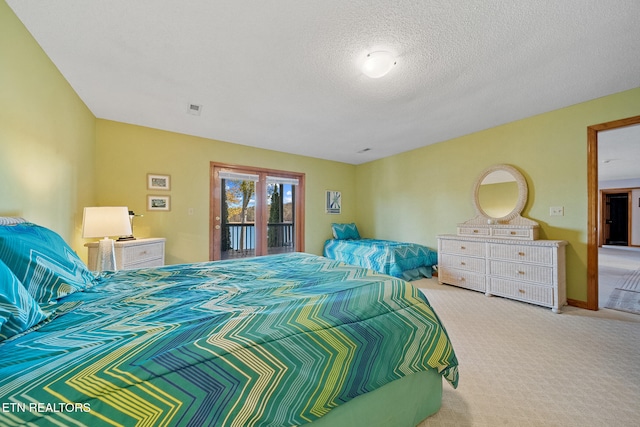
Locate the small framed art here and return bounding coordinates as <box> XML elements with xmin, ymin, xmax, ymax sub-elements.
<box><xmin>147</xmin><ymin>195</ymin><xmax>171</xmax><ymax>211</ymax></box>
<box><xmin>147</xmin><ymin>174</ymin><xmax>171</xmax><ymax>190</ymax></box>
<box><xmin>326</xmin><ymin>190</ymin><xmax>341</xmax><ymax>214</ymax></box>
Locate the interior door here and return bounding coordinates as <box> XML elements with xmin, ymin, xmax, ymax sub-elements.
<box><xmin>603</xmin><ymin>192</ymin><xmax>629</xmax><ymax>246</ymax></box>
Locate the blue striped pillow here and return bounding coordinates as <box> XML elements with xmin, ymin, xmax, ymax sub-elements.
<box><xmin>0</xmin><ymin>259</ymin><xmax>48</xmax><ymax>341</ymax></box>
<box><xmin>0</xmin><ymin>223</ymin><xmax>95</xmax><ymax>303</ymax></box>
<box><xmin>0</xmin><ymin>217</ymin><xmax>27</xmax><ymax>226</ymax></box>
<box><xmin>331</xmin><ymin>223</ymin><xmax>361</xmax><ymax>240</ymax></box>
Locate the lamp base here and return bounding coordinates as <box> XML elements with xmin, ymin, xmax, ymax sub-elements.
<box><xmin>96</xmin><ymin>237</ymin><xmax>117</xmax><ymax>272</ymax></box>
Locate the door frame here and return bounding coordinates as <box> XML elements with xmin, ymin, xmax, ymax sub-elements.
<box><xmin>586</xmin><ymin>115</ymin><xmax>640</xmax><ymax>310</ymax></box>
<box><xmin>210</xmin><ymin>162</ymin><xmax>305</xmax><ymax>261</ymax></box>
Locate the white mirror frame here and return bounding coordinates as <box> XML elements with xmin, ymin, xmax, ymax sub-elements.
<box><xmin>472</xmin><ymin>164</ymin><xmax>528</xmax><ymax>222</ymax></box>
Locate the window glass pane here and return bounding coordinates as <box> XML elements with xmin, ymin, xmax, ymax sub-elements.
<box><xmin>267</xmin><ymin>182</ymin><xmax>295</xmax><ymax>255</ymax></box>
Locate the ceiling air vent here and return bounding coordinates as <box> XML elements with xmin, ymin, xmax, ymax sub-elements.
<box><xmin>187</xmin><ymin>103</ymin><xmax>202</xmax><ymax>116</ymax></box>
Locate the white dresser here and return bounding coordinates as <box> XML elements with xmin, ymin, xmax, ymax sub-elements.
<box><xmin>438</xmin><ymin>164</ymin><xmax>569</xmax><ymax>313</ymax></box>
<box><xmin>438</xmin><ymin>235</ymin><xmax>567</xmax><ymax>312</ymax></box>
<box><xmin>86</xmin><ymin>238</ymin><xmax>165</xmax><ymax>271</ymax></box>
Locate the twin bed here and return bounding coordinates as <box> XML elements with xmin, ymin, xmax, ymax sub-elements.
<box><xmin>0</xmin><ymin>219</ymin><xmax>457</xmax><ymax>426</ymax></box>
<box><xmin>323</xmin><ymin>223</ymin><xmax>438</xmax><ymax>281</ymax></box>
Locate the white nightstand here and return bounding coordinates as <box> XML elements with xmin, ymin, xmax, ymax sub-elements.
<box><xmin>85</xmin><ymin>238</ymin><xmax>165</xmax><ymax>271</ymax></box>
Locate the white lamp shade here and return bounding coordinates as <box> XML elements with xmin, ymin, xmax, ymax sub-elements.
<box><xmin>82</xmin><ymin>207</ymin><xmax>132</xmax><ymax>238</ymax></box>
<box><xmin>362</xmin><ymin>51</ymin><xmax>396</xmax><ymax>78</ymax></box>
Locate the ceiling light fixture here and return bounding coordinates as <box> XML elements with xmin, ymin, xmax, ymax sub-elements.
<box><xmin>362</xmin><ymin>51</ymin><xmax>396</xmax><ymax>78</ymax></box>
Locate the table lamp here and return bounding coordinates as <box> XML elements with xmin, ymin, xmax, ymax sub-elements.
<box><xmin>82</xmin><ymin>206</ymin><xmax>132</xmax><ymax>272</ymax></box>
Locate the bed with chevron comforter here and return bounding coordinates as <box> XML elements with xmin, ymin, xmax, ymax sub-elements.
<box><xmin>323</xmin><ymin>238</ymin><xmax>439</xmax><ymax>281</ymax></box>
<box><xmin>0</xmin><ymin>221</ymin><xmax>458</xmax><ymax>427</ymax></box>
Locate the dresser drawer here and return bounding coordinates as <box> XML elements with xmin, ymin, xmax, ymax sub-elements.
<box><xmin>491</xmin><ymin>228</ymin><xmax>535</xmax><ymax>239</ymax></box>
<box><xmin>440</xmin><ymin>239</ymin><xmax>486</xmax><ymax>257</ymax></box>
<box><xmin>440</xmin><ymin>254</ymin><xmax>485</xmax><ymax>274</ymax></box>
<box><xmin>489</xmin><ymin>260</ymin><xmax>553</xmax><ymax>284</ymax></box>
<box><xmin>489</xmin><ymin>244</ymin><xmax>553</xmax><ymax>265</ymax></box>
<box><xmin>120</xmin><ymin>242</ymin><xmax>164</xmax><ymax>265</ymax></box>
<box><xmin>125</xmin><ymin>257</ymin><xmax>165</xmax><ymax>270</ymax></box>
<box><xmin>489</xmin><ymin>278</ymin><xmax>554</xmax><ymax>306</ymax></box>
<box><xmin>440</xmin><ymin>268</ymin><xmax>486</xmax><ymax>292</ymax></box>
<box><xmin>457</xmin><ymin>227</ymin><xmax>491</xmax><ymax>237</ymax></box>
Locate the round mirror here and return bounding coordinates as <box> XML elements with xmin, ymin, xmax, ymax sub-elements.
<box><xmin>472</xmin><ymin>164</ymin><xmax>527</xmax><ymax>222</ymax></box>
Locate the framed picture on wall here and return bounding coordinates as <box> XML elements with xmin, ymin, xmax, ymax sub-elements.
<box><xmin>147</xmin><ymin>173</ymin><xmax>171</xmax><ymax>190</ymax></box>
<box><xmin>147</xmin><ymin>195</ymin><xmax>171</xmax><ymax>211</ymax></box>
<box><xmin>326</xmin><ymin>190</ymin><xmax>341</xmax><ymax>214</ymax></box>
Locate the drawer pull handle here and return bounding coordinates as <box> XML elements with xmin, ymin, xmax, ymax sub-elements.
<box><xmin>518</xmin><ymin>252</ymin><xmax>525</xmax><ymax>256</ymax></box>
<box><xmin>473</xmin><ymin>229</ymin><xmax>479</xmax><ymax>233</ymax></box>
<box><xmin>460</xmin><ymin>246</ymin><xmax>466</xmax><ymax>250</ymax></box>
<box><xmin>458</xmin><ymin>277</ymin><xmax>465</xmax><ymax>281</ymax></box>
<box><xmin>517</xmin><ymin>270</ymin><xmax>525</xmax><ymax>275</ymax></box>
<box><xmin>518</xmin><ymin>289</ymin><xmax>525</xmax><ymax>294</ymax></box>
<box><xmin>140</xmin><ymin>251</ymin><xmax>147</xmax><ymax>255</ymax></box>
<box><xmin>510</xmin><ymin>231</ymin><xmax>517</xmax><ymax>235</ymax></box>
<box><xmin>460</xmin><ymin>262</ymin><xmax>466</xmax><ymax>266</ymax></box>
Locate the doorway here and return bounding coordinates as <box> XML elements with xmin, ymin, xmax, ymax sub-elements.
<box><xmin>587</xmin><ymin>115</ymin><xmax>640</xmax><ymax>310</ymax></box>
<box><xmin>210</xmin><ymin>163</ymin><xmax>305</xmax><ymax>261</ymax></box>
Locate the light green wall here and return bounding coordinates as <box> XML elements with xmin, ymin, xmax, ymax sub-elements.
<box><xmin>356</xmin><ymin>87</ymin><xmax>640</xmax><ymax>302</ymax></box>
<box><xmin>95</xmin><ymin>120</ymin><xmax>357</xmax><ymax>264</ymax></box>
<box><xmin>0</xmin><ymin>0</ymin><xmax>96</xmax><ymax>254</ymax></box>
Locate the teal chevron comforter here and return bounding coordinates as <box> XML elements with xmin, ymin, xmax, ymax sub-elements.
<box><xmin>323</xmin><ymin>239</ymin><xmax>438</xmax><ymax>280</ymax></box>
<box><xmin>0</xmin><ymin>252</ymin><xmax>457</xmax><ymax>426</ymax></box>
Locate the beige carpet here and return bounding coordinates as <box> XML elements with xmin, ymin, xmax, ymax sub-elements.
<box><xmin>413</xmin><ymin>278</ymin><xmax>640</xmax><ymax>427</ymax></box>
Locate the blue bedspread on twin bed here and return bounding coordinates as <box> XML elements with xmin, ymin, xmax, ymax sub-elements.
<box><xmin>323</xmin><ymin>239</ymin><xmax>438</xmax><ymax>281</ymax></box>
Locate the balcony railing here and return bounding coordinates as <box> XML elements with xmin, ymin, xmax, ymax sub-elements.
<box><xmin>221</xmin><ymin>222</ymin><xmax>294</xmax><ymax>259</ymax></box>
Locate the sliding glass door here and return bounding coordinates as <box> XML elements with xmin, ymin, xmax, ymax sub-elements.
<box><xmin>210</xmin><ymin>164</ymin><xmax>305</xmax><ymax>260</ymax></box>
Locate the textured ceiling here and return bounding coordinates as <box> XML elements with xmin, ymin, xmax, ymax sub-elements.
<box><xmin>7</xmin><ymin>0</ymin><xmax>640</xmax><ymax>165</ymax></box>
